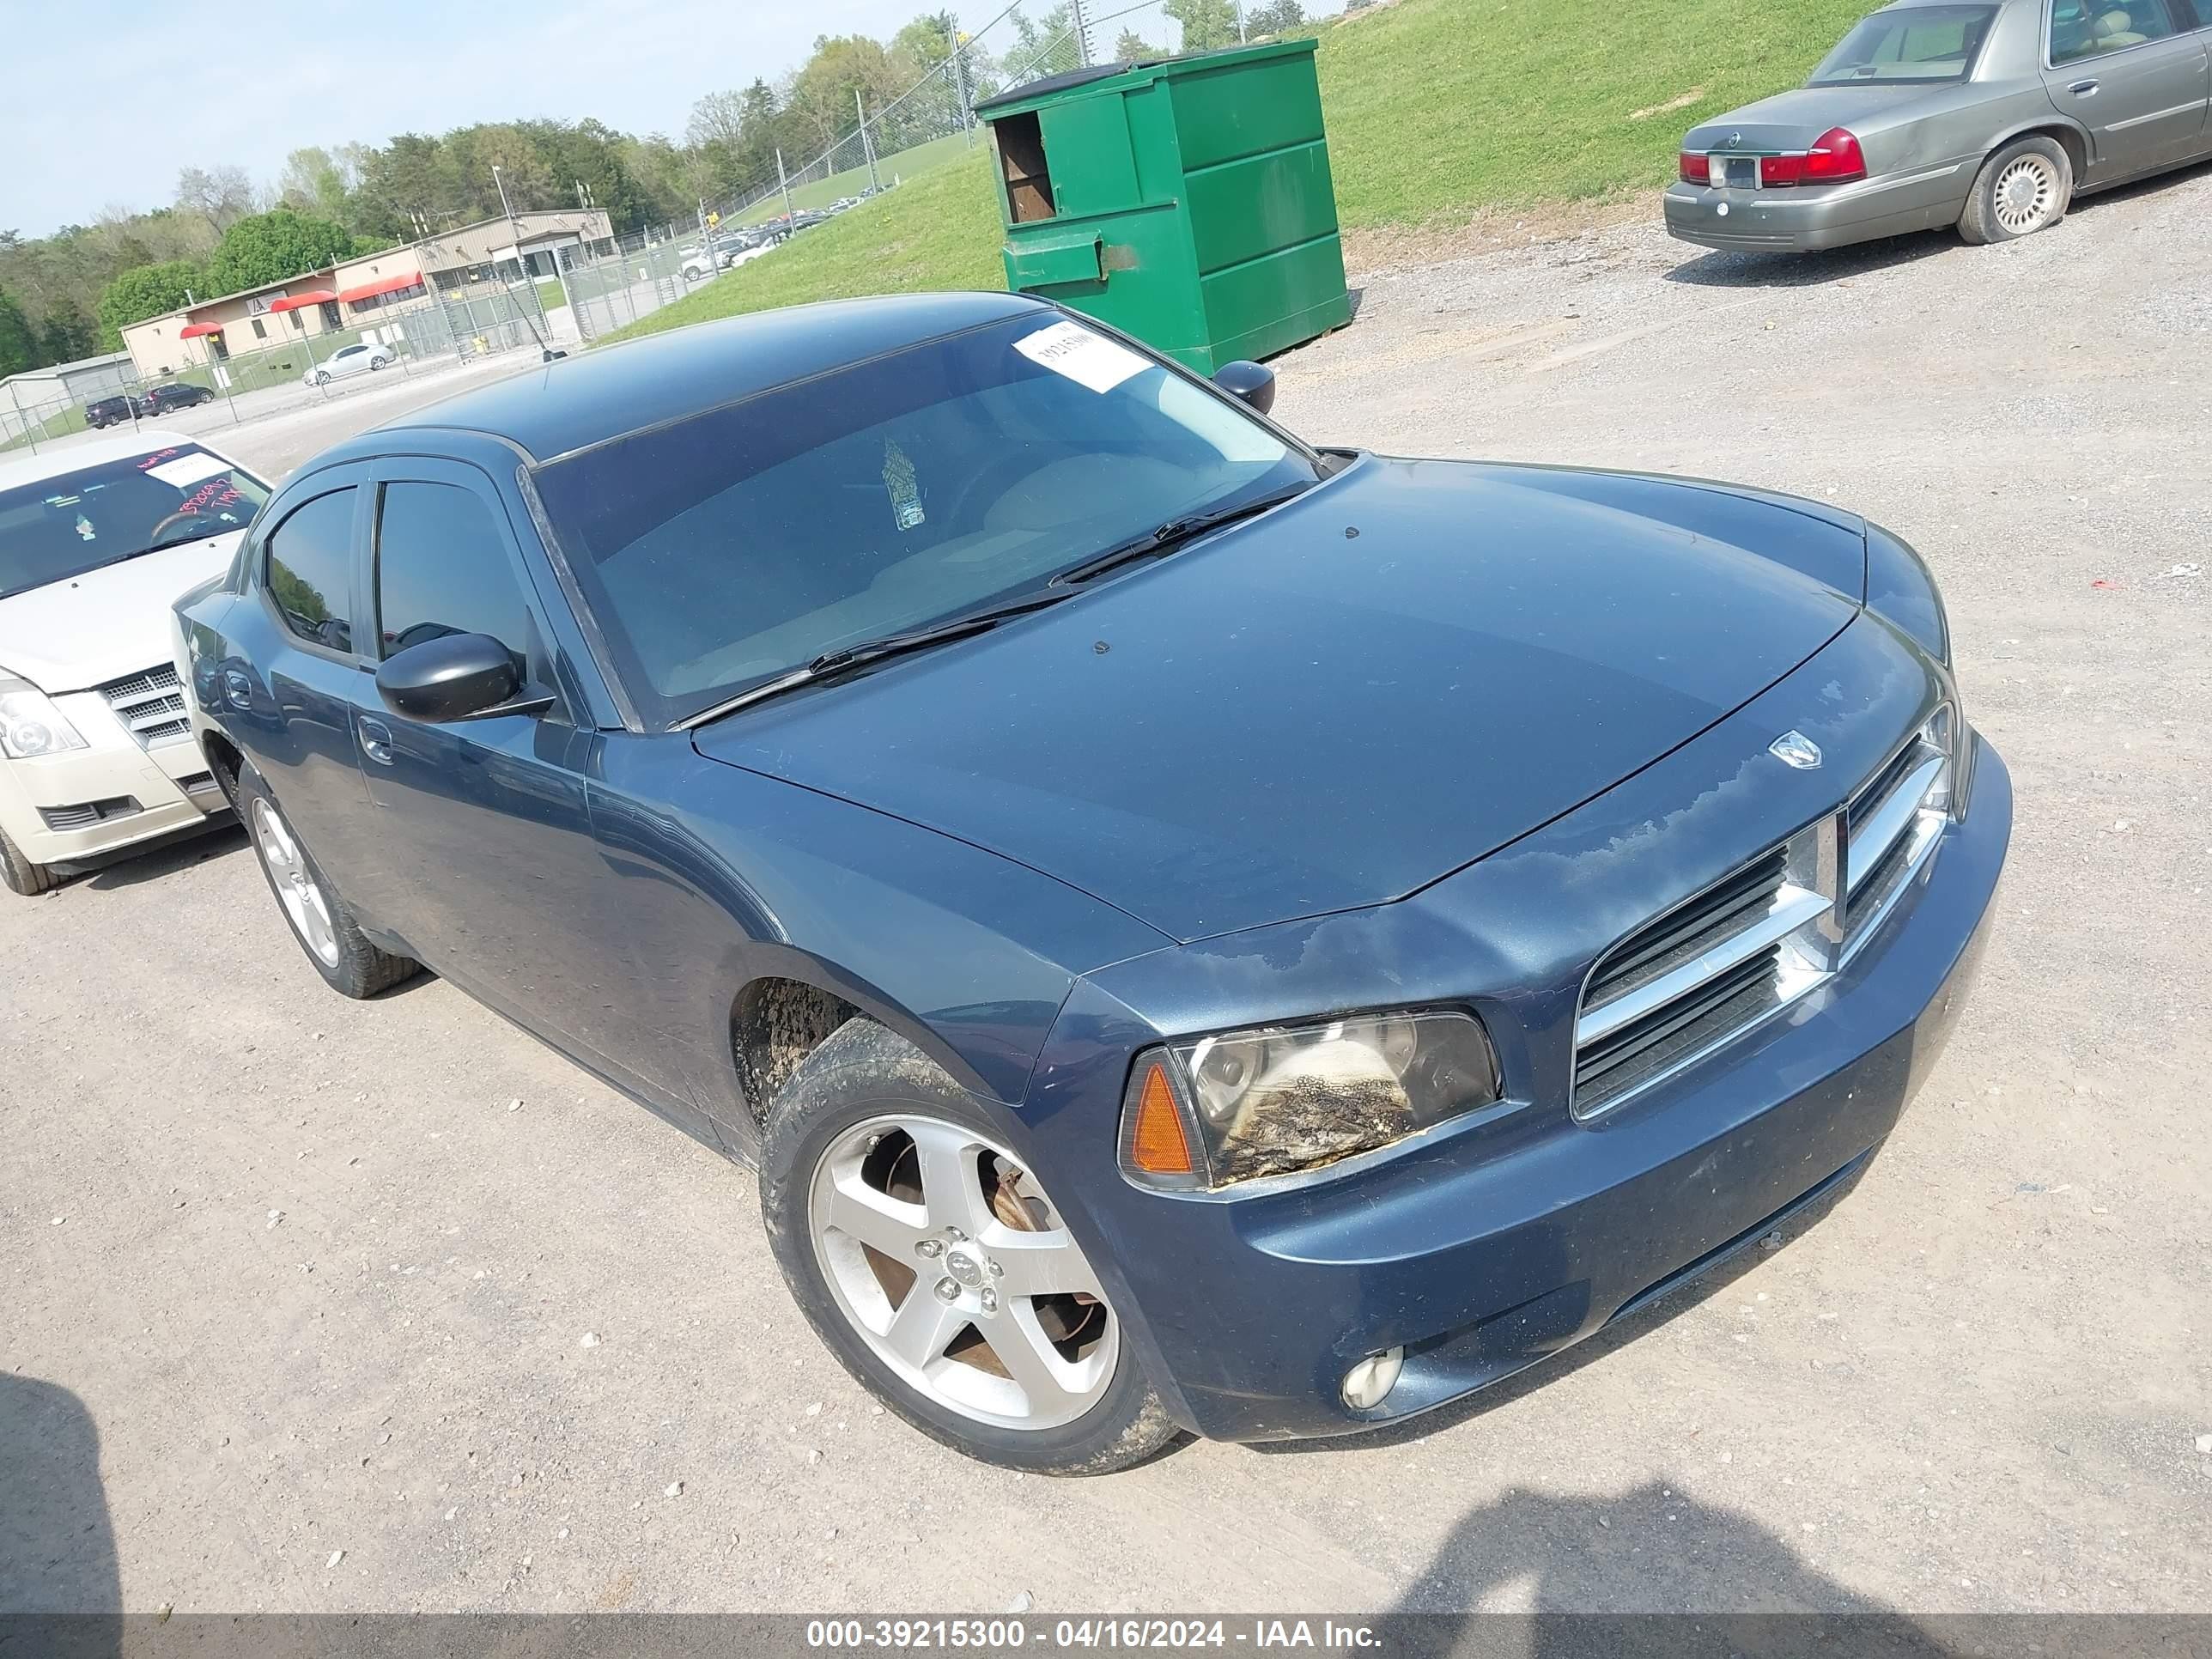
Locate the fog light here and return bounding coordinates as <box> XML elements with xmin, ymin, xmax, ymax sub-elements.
<box><xmin>1340</xmin><ymin>1347</ymin><xmax>1404</xmax><ymax>1412</ymax></box>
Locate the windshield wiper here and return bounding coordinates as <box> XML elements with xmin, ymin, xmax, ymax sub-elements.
<box><xmin>676</xmin><ymin>588</ymin><xmax>1079</xmax><ymax>728</ymax></box>
<box><xmin>1051</xmin><ymin>483</ymin><xmax>1312</xmax><ymax>587</ymax></box>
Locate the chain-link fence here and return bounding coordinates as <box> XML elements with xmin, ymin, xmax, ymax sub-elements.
<box><xmin>1</xmin><ymin>275</ymin><xmax>560</xmax><ymax>455</ymax></box>
<box><xmin>554</xmin><ymin>0</ymin><xmax>1249</xmax><ymax>342</ymax></box>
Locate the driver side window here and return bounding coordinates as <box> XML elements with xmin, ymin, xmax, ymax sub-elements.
<box><xmin>373</xmin><ymin>481</ymin><xmax>531</xmax><ymax>661</ymax></box>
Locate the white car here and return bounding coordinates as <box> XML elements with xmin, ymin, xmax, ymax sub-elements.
<box><xmin>0</xmin><ymin>429</ymin><xmax>269</xmax><ymax>895</ymax></box>
<box><xmin>302</xmin><ymin>343</ymin><xmax>392</xmax><ymax>387</ymax></box>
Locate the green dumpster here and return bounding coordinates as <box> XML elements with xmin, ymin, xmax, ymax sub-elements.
<box><xmin>975</xmin><ymin>40</ymin><xmax>1352</xmax><ymax>375</ymax></box>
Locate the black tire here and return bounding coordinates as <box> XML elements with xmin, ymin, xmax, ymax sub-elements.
<box><xmin>1960</xmin><ymin>135</ymin><xmax>2072</xmax><ymax>246</ymax></box>
<box><xmin>1</xmin><ymin>826</ymin><xmax>55</xmax><ymax>896</ymax></box>
<box><xmin>758</xmin><ymin>1018</ymin><xmax>1182</xmax><ymax>1476</ymax></box>
<box><xmin>235</xmin><ymin>764</ymin><xmax>419</xmax><ymax>999</ymax></box>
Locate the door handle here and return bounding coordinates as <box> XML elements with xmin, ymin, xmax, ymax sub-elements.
<box><xmin>357</xmin><ymin>715</ymin><xmax>394</xmax><ymax>766</ymax></box>
<box><xmin>2069</xmin><ymin>78</ymin><xmax>2100</xmax><ymax>94</ymax></box>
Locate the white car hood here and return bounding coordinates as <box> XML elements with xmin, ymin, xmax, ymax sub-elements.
<box><xmin>0</xmin><ymin>532</ymin><xmax>242</xmax><ymax>692</ymax></box>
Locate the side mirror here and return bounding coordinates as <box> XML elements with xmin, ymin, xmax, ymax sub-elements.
<box><xmin>376</xmin><ymin>632</ymin><xmax>522</xmax><ymax>723</ymax></box>
<box><xmin>1213</xmin><ymin>360</ymin><xmax>1277</xmax><ymax>416</ymax></box>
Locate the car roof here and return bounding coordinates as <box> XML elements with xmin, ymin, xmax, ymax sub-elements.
<box><xmin>0</xmin><ymin>427</ymin><xmax>215</xmax><ymax>491</ymax></box>
<box><xmin>370</xmin><ymin>291</ymin><xmax>1049</xmax><ymax>465</ymax></box>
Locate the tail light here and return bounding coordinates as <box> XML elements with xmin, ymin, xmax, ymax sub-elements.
<box><xmin>1679</xmin><ymin>151</ymin><xmax>1711</xmax><ymax>185</ymax></box>
<box><xmin>1802</xmin><ymin>127</ymin><xmax>1867</xmax><ymax>183</ymax></box>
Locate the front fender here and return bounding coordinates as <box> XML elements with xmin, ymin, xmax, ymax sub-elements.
<box><xmin>601</xmin><ymin>735</ymin><xmax>1175</xmax><ymax>1136</ymax></box>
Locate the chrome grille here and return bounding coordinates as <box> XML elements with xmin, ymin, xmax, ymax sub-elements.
<box><xmin>98</xmin><ymin>664</ymin><xmax>191</xmax><ymax>750</ymax></box>
<box><xmin>1572</xmin><ymin>709</ymin><xmax>1955</xmax><ymax>1120</ymax></box>
<box><xmin>1842</xmin><ymin>724</ymin><xmax>1949</xmax><ymax>956</ymax></box>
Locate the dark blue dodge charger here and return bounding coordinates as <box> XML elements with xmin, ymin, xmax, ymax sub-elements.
<box><xmin>174</xmin><ymin>292</ymin><xmax>2008</xmax><ymax>1474</ymax></box>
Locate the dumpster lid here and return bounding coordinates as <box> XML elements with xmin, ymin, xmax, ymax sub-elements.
<box><xmin>974</xmin><ymin>39</ymin><xmax>1316</xmax><ymax>116</ymax></box>
<box><xmin>974</xmin><ymin>62</ymin><xmax>1140</xmax><ymax>110</ymax></box>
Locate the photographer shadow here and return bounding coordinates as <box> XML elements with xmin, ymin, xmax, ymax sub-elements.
<box><xmin>1</xmin><ymin>1371</ymin><xmax>118</xmax><ymax>1653</ymax></box>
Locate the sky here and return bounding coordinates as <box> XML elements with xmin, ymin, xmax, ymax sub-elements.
<box><xmin>3</xmin><ymin>0</ymin><xmax>1189</xmax><ymax>238</ymax></box>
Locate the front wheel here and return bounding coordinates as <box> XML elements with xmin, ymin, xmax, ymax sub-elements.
<box><xmin>760</xmin><ymin>1020</ymin><xmax>1180</xmax><ymax>1475</ymax></box>
<box><xmin>1960</xmin><ymin>136</ymin><xmax>2072</xmax><ymax>245</ymax></box>
<box><xmin>313</xmin><ymin>370</ymin><xmax>331</xmax><ymax>386</ymax></box>
<box><xmin>238</xmin><ymin>766</ymin><xmax>418</xmax><ymax>999</ymax></box>
<box><xmin>1</xmin><ymin>826</ymin><xmax>55</xmax><ymax>896</ymax></box>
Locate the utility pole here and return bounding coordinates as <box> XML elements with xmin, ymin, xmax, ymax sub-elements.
<box><xmin>1070</xmin><ymin>0</ymin><xmax>1093</xmax><ymax>64</ymax></box>
<box><xmin>858</xmin><ymin>90</ymin><xmax>881</xmax><ymax>194</ymax></box>
<box><xmin>775</xmin><ymin>148</ymin><xmax>796</xmax><ymax>229</ymax></box>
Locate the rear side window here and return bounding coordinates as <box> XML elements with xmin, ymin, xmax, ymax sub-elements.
<box><xmin>373</xmin><ymin>481</ymin><xmax>530</xmax><ymax>659</ymax></box>
<box><xmin>2051</xmin><ymin>0</ymin><xmax>2181</xmax><ymax>62</ymax></box>
<box><xmin>264</xmin><ymin>488</ymin><xmax>356</xmax><ymax>653</ymax></box>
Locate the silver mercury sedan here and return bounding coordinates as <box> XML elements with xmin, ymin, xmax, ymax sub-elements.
<box><xmin>1666</xmin><ymin>0</ymin><xmax>2212</xmax><ymax>253</ymax></box>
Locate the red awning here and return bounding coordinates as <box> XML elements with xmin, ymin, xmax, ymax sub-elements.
<box><xmin>178</xmin><ymin>321</ymin><xmax>224</xmax><ymax>339</ymax></box>
<box><xmin>336</xmin><ymin>271</ymin><xmax>425</xmax><ymax>304</ymax></box>
<box><xmin>266</xmin><ymin>289</ymin><xmax>338</xmax><ymax>313</ymax></box>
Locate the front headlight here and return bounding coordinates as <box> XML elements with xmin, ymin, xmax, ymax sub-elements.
<box><xmin>1921</xmin><ymin>697</ymin><xmax>1973</xmax><ymax>819</ymax></box>
<box><xmin>0</xmin><ymin>678</ymin><xmax>89</xmax><ymax>760</ymax></box>
<box><xmin>1121</xmin><ymin>1009</ymin><xmax>1501</xmax><ymax>1192</ymax></box>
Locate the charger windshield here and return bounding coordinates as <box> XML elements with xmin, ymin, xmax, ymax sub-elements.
<box><xmin>0</xmin><ymin>445</ymin><xmax>268</xmax><ymax>599</ymax></box>
<box><xmin>531</xmin><ymin>315</ymin><xmax>1316</xmax><ymax>727</ymax></box>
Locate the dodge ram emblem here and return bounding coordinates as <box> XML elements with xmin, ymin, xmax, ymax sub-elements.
<box><xmin>1769</xmin><ymin>731</ymin><xmax>1823</xmax><ymax>769</ymax></box>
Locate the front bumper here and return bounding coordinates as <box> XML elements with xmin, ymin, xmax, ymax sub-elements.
<box><xmin>1024</xmin><ymin>618</ymin><xmax>2009</xmax><ymax>1443</ymax></box>
<box><xmin>1103</xmin><ymin>746</ymin><xmax>2002</xmax><ymax>1441</ymax></box>
<box><xmin>0</xmin><ymin>697</ymin><xmax>224</xmax><ymax>867</ymax></box>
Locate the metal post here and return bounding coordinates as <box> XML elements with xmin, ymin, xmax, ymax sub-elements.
<box><xmin>776</xmin><ymin>148</ymin><xmax>796</xmax><ymax>229</ymax></box>
<box><xmin>212</xmin><ymin>346</ymin><xmax>243</xmax><ymax>424</ymax></box>
<box><xmin>7</xmin><ymin>382</ymin><xmax>34</xmax><ymax>455</ymax></box>
<box><xmin>858</xmin><ymin>90</ymin><xmax>880</xmax><ymax>194</ymax></box>
<box><xmin>950</xmin><ymin>24</ymin><xmax>975</xmax><ymax>148</ymax></box>
<box><xmin>1237</xmin><ymin>0</ymin><xmax>1248</xmax><ymax>42</ymax></box>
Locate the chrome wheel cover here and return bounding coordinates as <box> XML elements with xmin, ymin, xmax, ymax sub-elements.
<box><xmin>1993</xmin><ymin>155</ymin><xmax>2058</xmax><ymax>235</ymax></box>
<box><xmin>807</xmin><ymin>1115</ymin><xmax>1117</xmax><ymax>1431</ymax></box>
<box><xmin>251</xmin><ymin>797</ymin><xmax>341</xmax><ymax>968</ymax></box>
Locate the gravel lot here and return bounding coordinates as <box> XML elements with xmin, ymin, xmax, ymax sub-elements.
<box><xmin>4</xmin><ymin>168</ymin><xmax>2209</xmax><ymax>1619</ymax></box>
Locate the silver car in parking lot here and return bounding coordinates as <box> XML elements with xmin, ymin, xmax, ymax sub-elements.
<box><xmin>1666</xmin><ymin>0</ymin><xmax>2212</xmax><ymax>253</ymax></box>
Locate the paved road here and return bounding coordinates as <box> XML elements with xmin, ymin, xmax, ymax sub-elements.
<box><xmin>3</xmin><ymin>167</ymin><xmax>2209</xmax><ymax>1617</ymax></box>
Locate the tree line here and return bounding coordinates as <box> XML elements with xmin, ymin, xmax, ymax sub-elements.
<box><xmin>0</xmin><ymin>2</ymin><xmax>1309</xmax><ymax>380</ymax></box>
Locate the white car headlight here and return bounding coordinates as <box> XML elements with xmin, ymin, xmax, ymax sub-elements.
<box><xmin>0</xmin><ymin>678</ymin><xmax>89</xmax><ymax>760</ymax></box>
<box><xmin>1121</xmin><ymin>1009</ymin><xmax>1502</xmax><ymax>1191</ymax></box>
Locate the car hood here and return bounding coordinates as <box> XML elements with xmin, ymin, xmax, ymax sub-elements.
<box><xmin>692</xmin><ymin>457</ymin><xmax>1864</xmax><ymax>943</ymax></box>
<box><xmin>0</xmin><ymin>532</ymin><xmax>241</xmax><ymax>692</ymax></box>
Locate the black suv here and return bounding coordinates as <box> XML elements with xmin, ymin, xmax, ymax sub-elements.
<box><xmin>84</xmin><ymin>394</ymin><xmax>141</xmax><ymax>428</ymax></box>
<box><xmin>137</xmin><ymin>383</ymin><xmax>216</xmax><ymax>416</ymax></box>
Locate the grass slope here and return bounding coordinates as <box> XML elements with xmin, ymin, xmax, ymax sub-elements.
<box><xmin>608</xmin><ymin>0</ymin><xmax>1871</xmax><ymax>341</ymax></box>
<box><xmin>614</xmin><ymin>149</ymin><xmax>1006</xmax><ymax>339</ymax></box>
<box><xmin>730</xmin><ymin>130</ymin><xmax>978</xmax><ymax>225</ymax></box>
<box><xmin>1315</xmin><ymin>0</ymin><xmax>1867</xmax><ymax>223</ymax></box>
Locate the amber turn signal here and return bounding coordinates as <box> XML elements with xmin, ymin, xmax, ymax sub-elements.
<box><xmin>1127</xmin><ymin>1060</ymin><xmax>1194</xmax><ymax>1176</ymax></box>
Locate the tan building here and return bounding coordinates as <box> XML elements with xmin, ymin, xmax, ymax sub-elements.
<box><xmin>120</xmin><ymin>209</ymin><xmax>613</xmax><ymax>378</ymax></box>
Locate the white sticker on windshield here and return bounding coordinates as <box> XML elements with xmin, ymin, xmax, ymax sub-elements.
<box><xmin>144</xmin><ymin>452</ymin><xmax>229</xmax><ymax>489</ymax></box>
<box><xmin>1014</xmin><ymin>319</ymin><xmax>1146</xmax><ymax>394</ymax></box>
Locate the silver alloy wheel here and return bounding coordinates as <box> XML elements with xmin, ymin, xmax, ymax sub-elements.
<box><xmin>251</xmin><ymin>797</ymin><xmax>341</xmax><ymax>968</ymax></box>
<box><xmin>1992</xmin><ymin>154</ymin><xmax>2059</xmax><ymax>235</ymax></box>
<box><xmin>808</xmin><ymin>1114</ymin><xmax>1118</xmax><ymax>1431</ymax></box>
